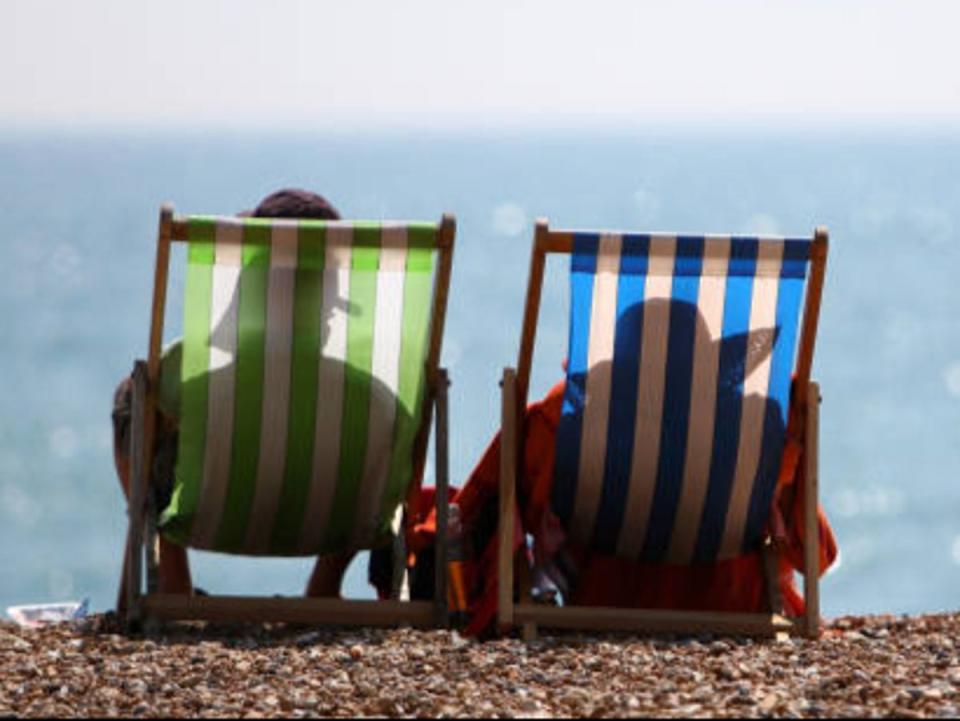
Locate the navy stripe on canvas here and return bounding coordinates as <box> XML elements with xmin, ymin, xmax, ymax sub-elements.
<box><xmin>781</xmin><ymin>239</ymin><xmax>811</xmax><ymax>278</ymax></box>
<box><xmin>551</xmin><ymin>234</ymin><xmax>599</xmax><ymax>528</ymax></box>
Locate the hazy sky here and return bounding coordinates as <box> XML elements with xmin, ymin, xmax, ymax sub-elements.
<box><xmin>4</xmin><ymin>0</ymin><xmax>960</xmax><ymax>129</ymax></box>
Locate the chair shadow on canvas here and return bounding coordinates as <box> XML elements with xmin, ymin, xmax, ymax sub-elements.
<box><xmin>555</xmin><ymin>296</ymin><xmax>786</xmax><ymax>565</ymax></box>
<box><xmin>166</xmin><ymin>252</ymin><xmax>412</xmax><ymax>563</ymax></box>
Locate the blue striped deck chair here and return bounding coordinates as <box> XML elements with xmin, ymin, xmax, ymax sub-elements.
<box><xmin>120</xmin><ymin>204</ymin><xmax>455</xmax><ymax>629</ymax></box>
<box><xmin>498</xmin><ymin>220</ymin><xmax>827</xmax><ymax>639</ymax></box>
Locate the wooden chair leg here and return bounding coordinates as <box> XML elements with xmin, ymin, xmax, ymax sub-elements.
<box><xmin>803</xmin><ymin>381</ymin><xmax>821</xmax><ymax>639</ymax></box>
<box><xmin>433</xmin><ymin>368</ymin><xmax>450</xmax><ymax>627</ymax></box>
<box><xmin>761</xmin><ymin>539</ymin><xmax>787</xmax><ymax>641</ymax></box>
<box><xmin>142</xmin><ymin>508</ymin><xmax>162</xmax><ymax>638</ymax></box>
<box><xmin>761</xmin><ymin>539</ymin><xmax>783</xmax><ymax>613</ymax></box>
<box><xmin>517</xmin><ymin>547</ymin><xmax>532</xmax><ymax>598</ymax></box>
<box><xmin>116</xmin><ymin>546</ymin><xmax>131</xmax><ymax>617</ymax></box>
<box><xmin>145</xmin><ymin>493</ymin><xmax>160</xmax><ymax>595</ymax></box>
<box><xmin>498</xmin><ymin>368</ymin><xmax>518</xmax><ymax>632</ymax></box>
<box><xmin>122</xmin><ymin>361</ymin><xmax>149</xmax><ymax>628</ymax></box>
<box><xmin>516</xmin><ymin>548</ymin><xmax>538</xmax><ymax>641</ymax></box>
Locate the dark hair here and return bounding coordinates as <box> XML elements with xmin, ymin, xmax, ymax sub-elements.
<box><xmin>248</xmin><ymin>188</ymin><xmax>341</xmax><ymax>220</ymax></box>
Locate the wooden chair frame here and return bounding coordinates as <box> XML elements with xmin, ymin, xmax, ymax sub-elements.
<box><xmin>119</xmin><ymin>204</ymin><xmax>456</xmax><ymax>630</ymax></box>
<box><xmin>498</xmin><ymin>220</ymin><xmax>828</xmax><ymax>639</ymax></box>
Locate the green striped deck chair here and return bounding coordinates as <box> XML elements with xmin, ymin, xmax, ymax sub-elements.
<box><xmin>498</xmin><ymin>220</ymin><xmax>828</xmax><ymax>640</ymax></box>
<box><xmin>121</xmin><ymin>204</ymin><xmax>455</xmax><ymax>628</ymax></box>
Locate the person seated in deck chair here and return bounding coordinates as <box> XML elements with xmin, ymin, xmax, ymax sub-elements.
<box><xmin>112</xmin><ymin>188</ymin><xmax>356</xmax><ymax>598</ymax></box>
<box><xmin>408</xmin><ymin>301</ymin><xmax>839</xmax><ymax>637</ymax></box>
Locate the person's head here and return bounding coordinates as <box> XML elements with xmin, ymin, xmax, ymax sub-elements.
<box><xmin>244</xmin><ymin>188</ymin><xmax>341</xmax><ymax>220</ymax></box>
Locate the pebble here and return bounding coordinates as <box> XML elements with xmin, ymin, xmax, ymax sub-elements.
<box><xmin>0</xmin><ymin>612</ymin><xmax>958</xmax><ymax>717</ymax></box>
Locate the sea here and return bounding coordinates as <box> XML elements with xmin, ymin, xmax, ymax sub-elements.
<box><xmin>1</xmin><ymin>128</ymin><xmax>958</xmax><ymax>619</ymax></box>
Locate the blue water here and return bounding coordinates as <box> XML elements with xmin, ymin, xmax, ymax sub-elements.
<box><xmin>1</xmin><ymin>129</ymin><xmax>959</xmax><ymax>619</ymax></box>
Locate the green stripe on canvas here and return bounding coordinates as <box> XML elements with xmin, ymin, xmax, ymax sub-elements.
<box><xmin>161</xmin><ymin>217</ymin><xmax>216</xmax><ymax>544</ymax></box>
<box><xmin>377</xmin><ymin>229</ymin><xmax>437</xmax><ymax>532</ymax></box>
<box><xmin>323</xmin><ymin>223</ymin><xmax>381</xmax><ymax>551</ymax></box>
<box><xmin>269</xmin><ymin>223</ymin><xmax>326</xmax><ymax>554</ymax></box>
<box><xmin>214</xmin><ymin>219</ymin><xmax>271</xmax><ymax>552</ymax></box>
<box><xmin>402</xmin><ymin>222</ymin><xmax>440</xmax><ymax>248</ymax></box>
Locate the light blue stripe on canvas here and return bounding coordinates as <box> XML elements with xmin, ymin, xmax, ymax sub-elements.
<box><xmin>740</xmin><ymin>265</ymin><xmax>807</xmax><ymax>553</ymax></box>
<box><xmin>552</xmin><ymin>234</ymin><xmax>599</xmax><ymax>529</ymax></box>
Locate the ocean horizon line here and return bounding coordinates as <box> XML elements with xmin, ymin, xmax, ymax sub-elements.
<box><xmin>2</xmin><ymin>117</ymin><xmax>960</xmax><ymax>142</ymax></box>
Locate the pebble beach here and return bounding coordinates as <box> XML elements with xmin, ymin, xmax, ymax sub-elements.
<box><xmin>1</xmin><ymin>612</ymin><xmax>958</xmax><ymax>718</ymax></box>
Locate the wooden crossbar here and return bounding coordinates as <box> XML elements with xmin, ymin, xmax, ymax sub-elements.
<box><xmin>513</xmin><ymin>604</ymin><xmax>797</xmax><ymax>637</ymax></box>
<box><xmin>142</xmin><ymin>595</ymin><xmax>435</xmax><ymax>626</ymax></box>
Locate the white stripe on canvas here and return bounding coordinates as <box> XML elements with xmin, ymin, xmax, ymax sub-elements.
<box><xmin>753</xmin><ymin>236</ymin><xmax>788</xmax><ymax>277</ymax></box>
<box><xmin>718</xmin><ymin>239</ymin><xmax>784</xmax><ymax>558</ymax></box>
<box><xmin>191</xmin><ymin>220</ymin><xmax>243</xmax><ymax>549</ymax></box>
<box><xmin>569</xmin><ymin>234</ymin><xmax>622</xmax><ymax>547</ymax></box>
<box><xmin>299</xmin><ymin>226</ymin><xmax>353</xmax><ymax>552</ymax></box>
<box><xmin>665</xmin><ymin>237</ymin><xmax>731</xmax><ymax>563</ymax></box>
<box><xmin>616</xmin><ymin>234</ymin><xmax>676</xmax><ymax>559</ymax></box>
<box><xmin>244</xmin><ymin>223</ymin><xmax>300</xmax><ymax>553</ymax></box>
<box><xmin>350</xmin><ymin>226</ymin><xmax>408</xmax><ymax>548</ymax></box>
<box><xmin>694</xmin><ymin>235</ymin><xmax>787</xmax><ymax>277</ymax></box>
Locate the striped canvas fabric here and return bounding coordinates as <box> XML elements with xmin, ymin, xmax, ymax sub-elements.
<box><xmin>551</xmin><ymin>232</ymin><xmax>811</xmax><ymax>565</ymax></box>
<box><xmin>159</xmin><ymin>216</ymin><xmax>438</xmax><ymax>556</ymax></box>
